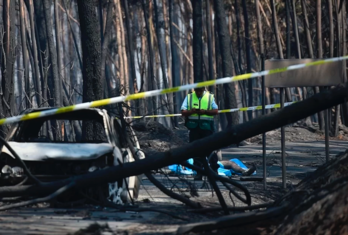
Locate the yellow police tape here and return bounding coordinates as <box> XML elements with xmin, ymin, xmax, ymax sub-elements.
<box><xmin>0</xmin><ymin>55</ymin><xmax>347</xmax><ymax>125</ymax></box>
<box><xmin>124</xmin><ymin>102</ymin><xmax>294</xmax><ymax>119</ymax></box>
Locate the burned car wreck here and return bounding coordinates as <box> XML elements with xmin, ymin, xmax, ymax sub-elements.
<box><xmin>0</xmin><ymin>107</ymin><xmax>144</xmax><ymax>205</ymax></box>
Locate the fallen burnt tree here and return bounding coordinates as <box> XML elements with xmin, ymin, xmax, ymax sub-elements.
<box><xmin>177</xmin><ymin>150</ymin><xmax>348</xmax><ymax>234</ymax></box>
<box><xmin>0</xmin><ymin>83</ymin><xmax>348</xmax><ymax>216</ymax></box>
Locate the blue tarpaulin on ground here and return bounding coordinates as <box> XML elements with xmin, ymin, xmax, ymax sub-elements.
<box><xmin>168</xmin><ymin>158</ymin><xmax>256</xmax><ymax>176</ymax></box>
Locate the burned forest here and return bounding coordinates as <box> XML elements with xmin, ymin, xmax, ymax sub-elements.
<box><xmin>0</xmin><ymin>0</ymin><xmax>348</xmax><ymax>234</ymax></box>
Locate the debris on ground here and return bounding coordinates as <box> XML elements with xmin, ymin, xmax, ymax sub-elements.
<box><xmin>133</xmin><ymin>121</ymin><xmax>348</xmax><ymax>156</ymax></box>
<box><xmin>68</xmin><ymin>223</ymin><xmax>120</xmax><ymax>235</ymax></box>
<box><xmin>247</xmin><ymin>124</ymin><xmax>348</xmax><ymax>144</ymax></box>
<box><xmin>132</xmin><ymin>121</ymin><xmax>187</xmax><ymax>155</ymax></box>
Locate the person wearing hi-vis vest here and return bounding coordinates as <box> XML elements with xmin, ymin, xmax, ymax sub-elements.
<box><xmin>181</xmin><ymin>86</ymin><xmax>219</xmax><ymax>180</ymax></box>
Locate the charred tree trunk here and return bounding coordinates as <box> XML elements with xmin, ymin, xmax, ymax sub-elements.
<box><xmin>270</xmin><ymin>0</ymin><xmax>291</xmax><ymax>102</ymax></box>
<box><xmin>255</xmin><ymin>0</ymin><xmax>267</xmax><ymax>113</ymax></box>
<box><xmin>301</xmin><ymin>0</ymin><xmax>314</xmax><ymax>58</ymax></box>
<box><xmin>291</xmin><ymin>0</ymin><xmax>312</xmax><ymax>126</ymax></box>
<box><xmin>54</xmin><ymin>0</ymin><xmax>63</xmax><ymax>106</ymax></box>
<box><xmin>316</xmin><ymin>0</ymin><xmax>325</xmax><ymax>130</ymax></box>
<box><xmin>77</xmin><ymin>0</ymin><xmax>104</xmax><ymax>141</ymax></box>
<box><xmin>285</xmin><ymin>0</ymin><xmax>291</xmax><ymax>59</ymax></box>
<box><xmin>62</xmin><ymin>0</ymin><xmax>83</xmax><ymax>70</ymax></box>
<box><xmin>169</xmin><ymin>0</ymin><xmax>180</xmax><ymax>127</ymax></box>
<box><xmin>34</xmin><ymin>0</ymin><xmax>51</xmax><ymax>107</ymax></box>
<box><xmin>101</xmin><ymin>0</ymin><xmax>118</xmax><ymax>115</ymax></box>
<box><xmin>122</xmin><ymin>0</ymin><xmax>136</xmax><ymax>96</ymax></box>
<box><xmin>142</xmin><ymin>0</ymin><xmax>157</xmax><ymax>117</ymax></box>
<box><xmin>241</xmin><ymin>0</ymin><xmax>253</xmax><ymax>120</ymax></box>
<box><xmin>154</xmin><ymin>0</ymin><xmax>173</xmax><ymax>126</ymax></box>
<box><xmin>43</xmin><ymin>0</ymin><xmax>62</xmax><ymax>140</ymax></box>
<box><xmin>301</xmin><ymin>0</ymin><xmax>319</xmax><ymax>124</ymax></box>
<box><xmin>334</xmin><ymin>0</ymin><xmax>346</xmax><ymax>134</ymax></box>
<box><xmin>214</xmin><ymin>0</ymin><xmax>239</xmax><ymax>127</ymax></box>
<box><xmin>192</xmin><ymin>0</ymin><xmax>203</xmax><ymax>85</ymax></box>
<box><xmin>19</xmin><ymin>0</ymin><xmax>29</xmax><ymax>109</ymax></box>
<box><xmin>206</xmin><ymin>0</ymin><xmax>214</xmax><ymax>93</ymax></box>
<box><xmin>101</xmin><ymin>1</ymin><xmax>114</xmax><ymax>88</ymax></box>
<box><xmin>317</xmin><ymin>0</ymin><xmax>323</xmax><ymax>59</ymax></box>
<box><xmin>339</xmin><ymin>0</ymin><xmax>348</xmax><ymax>127</ymax></box>
<box><xmin>270</xmin><ymin>0</ymin><xmax>283</xmax><ymax>59</ymax></box>
<box><xmin>123</xmin><ymin>0</ymin><xmax>140</xmax><ymax>116</ymax></box>
<box><xmin>234</xmin><ymin>0</ymin><xmax>248</xmax><ymax>122</ymax></box>
<box><xmin>0</xmin><ymin>0</ymin><xmax>16</xmax><ymax>137</ymax></box>
<box><xmin>114</xmin><ymin>0</ymin><xmax>128</xmax><ymax>97</ymax></box>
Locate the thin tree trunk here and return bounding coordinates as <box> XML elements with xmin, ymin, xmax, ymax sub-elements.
<box><xmin>234</xmin><ymin>0</ymin><xmax>244</xmax><ymax>75</ymax></box>
<box><xmin>215</xmin><ymin>25</ymin><xmax>226</xmax><ymax>131</ymax></box>
<box><xmin>101</xmin><ymin>0</ymin><xmax>116</xmax><ymax>117</ymax></box>
<box><xmin>43</xmin><ymin>0</ymin><xmax>62</xmax><ymax>107</ymax></box>
<box><xmin>270</xmin><ymin>0</ymin><xmax>291</xmax><ymax>103</ymax></box>
<box><xmin>334</xmin><ymin>0</ymin><xmax>346</xmax><ymax>134</ymax></box>
<box><xmin>142</xmin><ymin>0</ymin><xmax>157</xmax><ymax>116</ymax></box>
<box><xmin>286</xmin><ymin>0</ymin><xmax>291</xmax><ymax>59</ymax></box>
<box><xmin>114</xmin><ymin>0</ymin><xmax>128</xmax><ymax>97</ymax></box>
<box><xmin>54</xmin><ymin>0</ymin><xmax>63</xmax><ymax>103</ymax></box>
<box><xmin>62</xmin><ymin>0</ymin><xmax>83</xmax><ymax>70</ymax></box>
<box><xmin>169</xmin><ymin>0</ymin><xmax>180</xmax><ymax>127</ymax></box>
<box><xmin>241</xmin><ymin>0</ymin><xmax>253</xmax><ymax>119</ymax></box>
<box><xmin>77</xmin><ymin>0</ymin><xmax>104</xmax><ymax>141</ymax></box>
<box><xmin>153</xmin><ymin>0</ymin><xmax>168</xmax><ymax>89</ymax></box>
<box><xmin>301</xmin><ymin>0</ymin><xmax>314</xmax><ymax>58</ymax></box>
<box><xmin>114</xmin><ymin>0</ymin><xmax>124</xmax><ymax>90</ymax></box>
<box><xmin>19</xmin><ymin>0</ymin><xmax>29</xmax><ymax>109</ymax></box>
<box><xmin>123</xmin><ymin>0</ymin><xmax>139</xmax><ymax>116</ymax></box>
<box><xmin>301</xmin><ymin>0</ymin><xmax>320</xmax><ymax>125</ymax></box>
<box><xmin>316</xmin><ymin>0</ymin><xmax>325</xmax><ymax>130</ymax></box>
<box><xmin>234</xmin><ymin>0</ymin><xmax>248</xmax><ymax>122</ymax></box>
<box><xmin>101</xmin><ymin>1</ymin><xmax>113</xmax><ymax>84</ymax></box>
<box><xmin>154</xmin><ymin>0</ymin><xmax>173</xmax><ymax>126</ymax></box>
<box><xmin>214</xmin><ymin>0</ymin><xmax>239</xmax><ymax>127</ymax></box>
<box><xmin>34</xmin><ymin>0</ymin><xmax>50</xmax><ymax>107</ymax></box>
<box><xmin>340</xmin><ymin>0</ymin><xmax>348</xmax><ymax>127</ymax></box>
<box><xmin>162</xmin><ymin>0</ymin><xmax>171</xmax><ymax>85</ymax></box>
<box><xmin>255</xmin><ymin>0</ymin><xmax>270</xmax><ymax>113</ymax></box>
<box><xmin>291</xmin><ymin>0</ymin><xmax>312</xmax><ymax>126</ymax></box>
<box><xmin>330</xmin><ymin>0</ymin><xmax>338</xmax><ymax>134</ymax></box>
<box><xmin>27</xmin><ymin>0</ymin><xmax>43</xmax><ymax>107</ymax></box>
<box><xmin>0</xmin><ymin>0</ymin><xmax>16</xmax><ymax>137</ymax></box>
<box><xmin>329</xmin><ymin>0</ymin><xmax>334</xmax><ymax>58</ymax></box>
<box><xmin>317</xmin><ymin>0</ymin><xmax>323</xmax><ymax>59</ymax></box>
<box><xmin>192</xmin><ymin>0</ymin><xmax>203</xmax><ymax>85</ymax></box>
<box><xmin>122</xmin><ymin>0</ymin><xmax>136</xmax><ymax>96</ymax></box>
<box><xmin>270</xmin><ymin>0</ymin><xmax>283</xmax><ymax>59</ymax></box>
<box><xmin>206</xmin><ymin>0</ymin><xmax>215</xmax><ymax>94</ymax></box>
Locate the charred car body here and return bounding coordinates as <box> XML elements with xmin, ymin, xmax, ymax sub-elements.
<box><xmin>0</xmin><ymin>108</ymin><xmax>144</xmax><ymax>204</ymax></box>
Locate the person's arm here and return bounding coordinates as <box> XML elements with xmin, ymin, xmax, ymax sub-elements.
<box><xmin>200</xmin><ymin>96</ymin><xmax>218</xmax><ymax>116</ymax></box>
<box><xmin>181</xmin><ymin>95</ymin><xmax>197</xmax><ymax>117</ymax></box>
<box><xmin>202</xmin><ymin>109</ymin><xmax>218</xmax><ymax>116</ymax></box>
<box><xmin>181</xmin><ymin>109</ymin><xmax>197</xmax><ymax>117</ymax></box>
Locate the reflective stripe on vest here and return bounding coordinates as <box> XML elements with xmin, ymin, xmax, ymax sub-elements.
<box><xmin>187</xmin><ymin>92</ymin><xmax>214</xmax><ymax>121</ymax></box>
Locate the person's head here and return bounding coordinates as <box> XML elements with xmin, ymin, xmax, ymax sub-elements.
<box><xmin>194</xmin><ymin>87</ymin><xmax>205</xmax><ymax>97</ymax></box>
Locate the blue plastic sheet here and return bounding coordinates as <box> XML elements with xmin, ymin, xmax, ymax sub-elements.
<box><xmin>168</xmin><ymin>158</ymin><xmax>195</xmax><ymax>175</ymax></box>
<box><xmin>168</xmin><ymin>158</ymin><xmax>256</xmax><ymax>176</ymax></box>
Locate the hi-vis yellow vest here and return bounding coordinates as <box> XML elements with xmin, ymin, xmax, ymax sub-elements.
<box><xmin>185</xmin><ymin>91</ymin><xmax>214</xmax><ymax>130</ymax></box>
